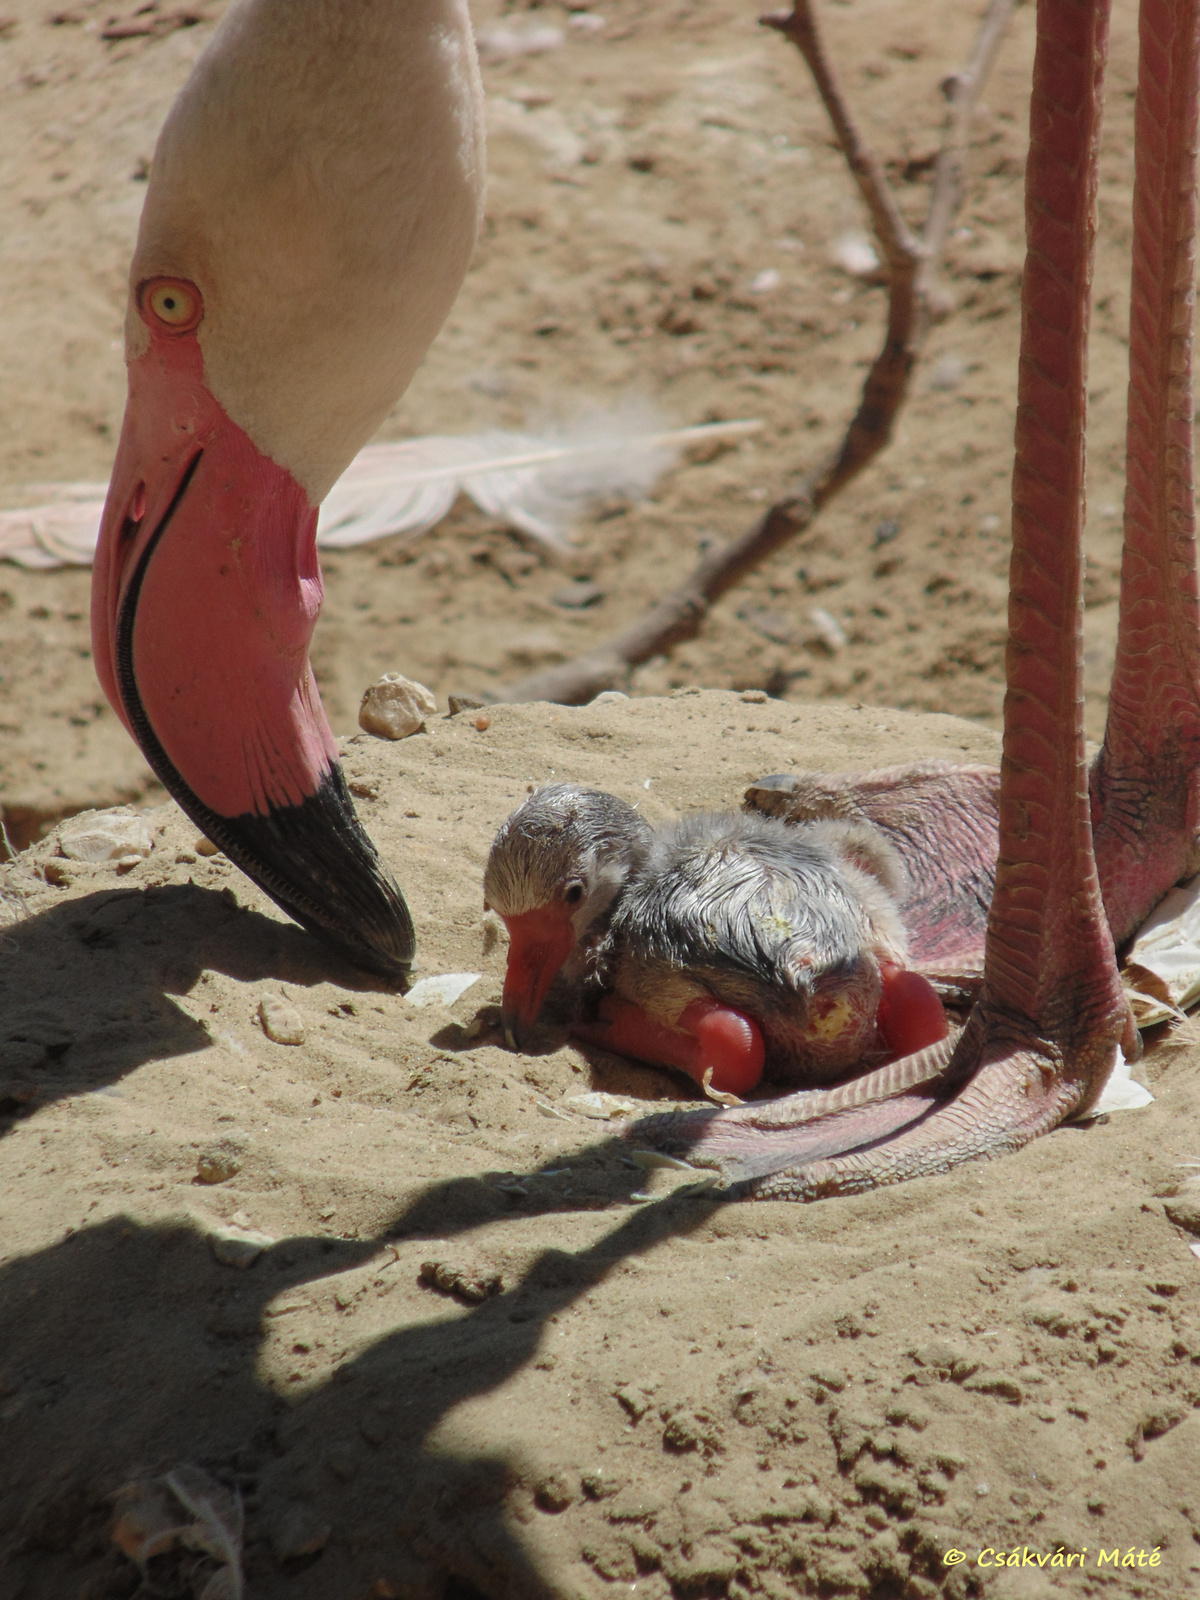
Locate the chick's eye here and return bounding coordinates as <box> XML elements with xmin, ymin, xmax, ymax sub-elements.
<box><xmin>140</xmin><ymin>277</ymin><xmax>203</xmax><ymax>333</ymax></box>
<box><xmin>563</xmin><ymin>881</ymin><xmax>585</xmax><ymax>907</ymax></box>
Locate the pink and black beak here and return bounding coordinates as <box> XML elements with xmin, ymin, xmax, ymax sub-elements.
<box><xmin>92</xmin><ymin>278</ymin><xmax>414</xmax><ymax>979</ymax></box>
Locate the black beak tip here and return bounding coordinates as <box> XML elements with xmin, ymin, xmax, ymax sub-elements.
<box><xmin>191</xmin><ymin>766</ymin><xmax>416</xmax><ymax>979</ymax></box>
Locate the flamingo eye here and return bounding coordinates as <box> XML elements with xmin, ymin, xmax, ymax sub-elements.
<box><xmin>139</xmin><ymin>277</ymin><xmax>203</xmax><ymax>333</ymax></box>
<box><xmin>563</xmin><ymin>880</ymin><xmax>585</xmax><ymax>907</ymax></box>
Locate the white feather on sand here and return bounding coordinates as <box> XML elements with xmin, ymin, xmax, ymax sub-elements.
<box><xmin>0</xmin><ymin>405</ymin><xmax>761</xmax><ymax>569</ymax></box>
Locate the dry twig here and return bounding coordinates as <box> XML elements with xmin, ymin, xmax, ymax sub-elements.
<box><xmin>495</xmin><ymin>0</ymin><xmax>1016</xmax><ymax>708</ymax></box>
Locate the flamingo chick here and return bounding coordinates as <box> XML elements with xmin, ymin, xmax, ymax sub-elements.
<box><xmin>484</xmin><ymin>784</ymin><xmax>947</xmax><ymax>1095</ymax></box>
<box><xmin>90</xmin><ymin>0</ymin><xmax>485</xmax><ymax>977</ymax></box>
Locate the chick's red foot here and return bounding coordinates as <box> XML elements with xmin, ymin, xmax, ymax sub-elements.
<box><xmin>876</xmin><ymin>963</ymin><xmax>949</xmax><ymax>1060</ymax></box>
<box><xmin>574</xmin><ymin>994</ymin><xmax>766</xmax><ymax>1095</ymax></box>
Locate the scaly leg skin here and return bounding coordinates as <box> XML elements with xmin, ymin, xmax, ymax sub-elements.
<box><xmin>629</xmin><ymin>0</ymin><xmax>1136</xmax><ymax>1198</ymax></box>
<box><xmin>1090</xmin><ymin>0</ymin><xmax>1200</xmax><ymax>949</ymax></box>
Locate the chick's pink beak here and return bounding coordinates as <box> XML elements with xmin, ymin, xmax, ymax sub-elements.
<box><xmin>500</xmin><ymin>905</ymin><xmax>578</xmax><ymax>1048</ymax></box>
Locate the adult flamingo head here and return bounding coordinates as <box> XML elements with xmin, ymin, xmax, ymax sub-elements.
<box><xmin>90</xmin><ymin>0</ymin><xmax>485</xmax><ymax>978</ymax></box>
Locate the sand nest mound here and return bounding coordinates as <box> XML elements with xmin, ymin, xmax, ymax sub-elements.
<box><xmin>1</xmin><ymin>693</ymin><xmax>1197</xmax><ymax>1600</ymax></box>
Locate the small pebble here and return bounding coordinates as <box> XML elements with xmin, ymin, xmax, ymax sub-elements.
<box><xmin>358</xmin><ymin>673</ymin><xmax>437</xmax><ymax>739</ymax></box>
<box><xmin>195</xmin><ymin>836</ymin><xmax>222</xmax><ymax>857</ymax></box>
<box><xmin>210</xmin><ymin>1225</ymin><xmax>273</xmax><ymax>1269</ymax></box>
<box><xmin>448</xmin><ymin>693</ymin><xmax>487</xmax><ymax>715</ymax></box>
<box><xmin>419</xmin><ymin>1252</ymin><xmax>503</xmax><ymax>1303</ymax></box>
<box><xmin>196</xmin><ymin>1150</ymin><xmax>242</xmax><ymax>1185</ymax></box>
<box><xmin>551</xmin><ymin>581</ymin><xmax>605</xmax><ymax>609</ymax></box>
<box><xmin>269</xmin><ymin>1502</ymin><xmax>331</xmax><ymax>1563</ymax></box>
<box><xmin>1165</xmin><ymin>1195</ymin><xmax>1200</xmax><ymax>1233</ymax></box>
<box><xmin>832</xmin><ymin>231</ymin><xmax>880</xmax><ymax>278</ymax></box>
<box><xmin>474</xmin><ymin>714</ymin><xmax>491</xmax><ymax>731</ymax></box>
<box><xmin>929</xmin><ymin>353</ymin><xmax>969</xmax><ymax>392</ymax></box>
<box><xmin>58</xmin><ymin>808</ymin><xmax>153</xmax><ymax>864</ymax></box>
<box><xmin>258</xmin><ymin>994</ymin><xmax>306</xmax><ymax>1046</ymax></box>
<box><xmin>808</xmin><ymin>607</ymin><xmax>848</xmax><ymax>653</ymax></box>
<box><xmin>740</xmin><ymin>689</ymin><xmax>768</xmax><ymax>703</ymax></box>
<box><xmin>534</xmin><ymin>1472</ymin><xmax>575</xmax><ymax>1512</ymax></box>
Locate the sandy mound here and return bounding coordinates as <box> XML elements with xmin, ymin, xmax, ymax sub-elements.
<box><xmin>1</xmin><ymin>693</ymin><xmax>1197</xmax><ymax>1599</ymax></box>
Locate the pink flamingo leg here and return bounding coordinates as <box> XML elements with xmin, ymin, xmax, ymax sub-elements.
<box><xmin>1091</xmin><ymin>0</ymin><xmax>1200</xmax><ymax>947</ymax></box>
<box><xmin>633</xmin><ymin>0</ymin><xmax>1142</xmax><ymax>1197</ymax></box>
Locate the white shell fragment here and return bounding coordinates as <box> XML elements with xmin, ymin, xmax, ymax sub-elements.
<box><xmin>1082</xmin><ymin>1044</ymin><xmax>1155</xmax><ymax>1117</ymax></box>
<box><xmin>1126</xmin><ymin>873</ymin><xmax>1200</xmax><ymax>1010</ymax></box>
<box><xmin>257</xmin><ymin>994</ymin><xmax>306</xmax><ymax>1046</ymax></box>
<box><xmin>808</xmin><ymin>607</ymin><xmax>848</xmax><ymax>653</ymax></box>
<box><xmin>404</xmin><ymin>972</ymin><xmax>480</xmax><ymax>1008</ymax></box>
<box><xmin>358</xmin><ymin>672</ymin><xmax>438</xmax><ymax>740</ymax></box>
<box><xmin>58</xmin><ymin>808</ymin><xmax>152</xmax><ymax>864</ymax></box>
<box><xmin>564</xmin><ymin>1090</ymin><xmax>641</xmax><ymax>1120</ymax></box>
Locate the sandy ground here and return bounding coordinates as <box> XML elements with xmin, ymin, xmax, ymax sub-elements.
<box><xmin>1</xmin><ymin>1</ymin><xmax>1199</xmax><ymax>1598</ymax></box>
<box><xmin>2</xmin><ymin>694</ymin><xmax>1200</xmax><ymax>1600</ymax></box>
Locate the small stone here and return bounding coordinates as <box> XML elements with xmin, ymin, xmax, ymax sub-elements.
<box><xmin>591</xmin><ymin>690</ymin><xmax>629</xmax><ymax>704</ymax></box>
<box><xmin>551</xmin><ymin>580</ymin><xmax>605</xmax><ymax>609</ymax></box>
<box><xmin>58</xmin><ymin>808</ymin><xmax>153</xmax><ymax>864</ymax></box>
<box><xmin>210</xmin><ymin>1225</ymin><xmax>273</xmax><ymax>1269</ymax></box>
<box><xmin>474</xmin><ymin>713</ymin><xmax>491</xmax><ymax>731</ymax></box>
<box><xmin>808</xmin><ymin>607</ymin><xmax>848</xmax><ymax>653</ymax></box>
<box><xmin>929</xmin><ymin>353</ymin><xmax>969</xmax><ymax>391</ymax></box>
<box><xmin>358</xmin><ymin>673</ymin><xmax>437</xmax><ymax>739</ymax></box>
<box><xmin>42</xmin><ymin>860</ymin><xmax>84</xmax><ymax>887</ymax></box>
<box><xmin>196</xmin><ymin>1150</ymin><xmax>242</xmax><ymax>1185</ymax></box>
<box><xmin>581</xmin><ymin>1470</ymin><xmax>622</xmax><ymax>1501</ymax></box>
<box><xmin>739</xmin><ymin>688</ymin><xmax>768</xmax><ymax>703</ymax></box>
<box><xmin>1165</xmin><ymin>1195</ymin><xmax>1200</xmax><ymax>1233</ymax></box>
<box><xmin>270</xmin><ymin>1502</ymin><xmax>331</xmax><ymax>1564</ymax></box>
<box><xmin>614</xmin><ymin>1386</ymin><xmax>649</xmax><ymax>1421</ymax></box>
<box><xmin>258</xmin><ymin>995</ymin><xmax>306</xmax><ymax>1046</ymax></box>
<box><xmin>195</xmin><ymin>836</ymin><xmax>222</xmax><ymax>857</ymax></box>
<box><xmin>534</xmin><ymin>1472</ymin><xmax>575</xmax><ymax>1512</ymax></box>
<box><xmin>448</xmin><ymin>693</ymin><xmax>487</xmax><ymax>715</ymax></box>
<box><xmin>419</xmin><ymin>1252</ymin><xmax>503</xmax><ymax>1303</ymax></box>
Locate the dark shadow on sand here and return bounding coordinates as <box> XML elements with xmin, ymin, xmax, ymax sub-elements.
<box><xmin>0</xmin><ymin>1127</ymin><xmax>731</xmax><ymax>1600</ymax></box>
<box><xmin>0</xmin><ymin>883</ymin><xmax>403</xmax><ymax>1130</ymax></box>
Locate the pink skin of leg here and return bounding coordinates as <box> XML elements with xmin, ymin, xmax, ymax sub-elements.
<box><xmin>575</xmin><ymin>966</ymin><xmax>948</xmax><ymax>1096</ymax></box>
<box><xmin>876</xmin><ymin>964</ymin><xmax>948</xmax><ymax>1059</ymax></box>
<box><xmin>91</xmin><ymin>285</ymin><xmax>337</xmax><ymax>820</ymax></box>
<box><xmin>579</xmin><ymin>995</ymin><xmax>766</xmax><ymax>1096</ymax></box>
<box><xmin>1090</xmin><ymin>0</ymin><xmax>1200</xmax><ymax>947</ymax></box>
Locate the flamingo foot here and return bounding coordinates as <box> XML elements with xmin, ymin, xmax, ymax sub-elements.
<box><xmin>625</xmin><ymin>1005</ymin><xmax>1120</xmax><ymax>1199</ymax></box>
